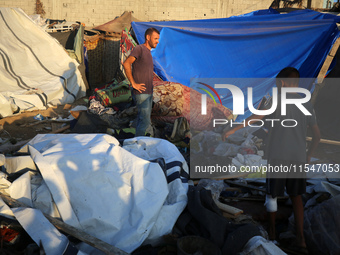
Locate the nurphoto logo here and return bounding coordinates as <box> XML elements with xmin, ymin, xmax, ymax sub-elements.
<box><xmin>200</xmin><ymin>84</ymin><xmax>312</xmax><ymax>128</ymax></box>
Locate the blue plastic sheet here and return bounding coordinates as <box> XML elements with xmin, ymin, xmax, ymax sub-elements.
<box><xmin>132</xmin><ymin>9</ymin><xmax>340</xmax><ymax>119</ymax></box>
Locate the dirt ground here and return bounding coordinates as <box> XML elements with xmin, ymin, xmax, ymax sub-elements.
<box><xmin>1</xmin><ymin>106</ymin><xmax>68</xmax><ymax>140</ymax></box>
<box><xmin>0</xmin><ymin>97</ymin><xmax>88</xmax><ymax>153</ymax></box>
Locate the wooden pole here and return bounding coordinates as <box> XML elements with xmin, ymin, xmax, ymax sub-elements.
<box><xmin>224</xmin><ymin>180</ymin><xmax>266</xmax><ymax>193</ymax></box>
<box><xmin>0</xmin><ymin>192</ymin><xmax>130</xmax><ymax>255</ymax></box>
<box><xmin>311</xmin><ymin>37</ymin><xmax>340</xmax><ymax>105</ymax></box>
<box><xmin>306</xmin><ymin>136</ymin><xmax>340</xmax><ymax>146</ymax></box>
<box><xmin>214</xmin><ymin>199</ymin><xmax>243</xmax><ymax>216</ymax></box>
<box><xmin>307</xmin><ymin>0</ymin><xmax>312</xmax><ymax>8</ymax></box>
<box><xmin>51</xmin><ymin>125</ymin><xmax>70</xmax><ymax>134</ymax></box>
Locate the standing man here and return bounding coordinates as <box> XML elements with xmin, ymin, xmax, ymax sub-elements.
<box><xmin>224</xmin><ymin>67</ymin><xmax>320</xmax><ymax>252</ymax></box>
<box><xmin>123</xmin><ymin>28</ymin><xmax>160</xmax><ymax>136</ymax></box>
<box><xmin>263</xmin><ymin>68</ymin><xmax>319</xmax><ymax>253</ymax></box>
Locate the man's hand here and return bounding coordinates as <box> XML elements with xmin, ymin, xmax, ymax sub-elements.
<box><xmin>132</xmin><ymin>83</ymin><xmax>146</xmax><ymax>93</ymax></box>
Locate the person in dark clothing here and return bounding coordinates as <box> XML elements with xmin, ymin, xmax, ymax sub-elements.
<box><xmin>123</xmin><ymin>27</ymin><xmax>160</xmax><ymax>136</ymax></box>
<box><xmin>224</xmin><ymin>67</ymin><xmax>320</xmax><ymax>252</ymax></box>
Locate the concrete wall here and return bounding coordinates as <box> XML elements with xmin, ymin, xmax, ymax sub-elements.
<box><xmin>0</xmin><ymin>0</ymin><xmax>324</xmax><ymax>27</ymax></box>
<box><xmin>0</xmin><ymin>0</ymin><xmax>36</xmax><ymax>16</ymax></box>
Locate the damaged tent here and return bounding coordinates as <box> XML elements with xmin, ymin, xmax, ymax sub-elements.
<box><xmin>131</xmin><ymin>9</ymin><xmax>340</xmax><ymax>120</ymax></box>
<box><xmin>47</xmin><ymin>21</ymin><xmax>89</xmax><ymax>90</ymax></box>
<box><xmin>93</xmin><ymin>11</ymin><xmax>141</xmax><ymax>34</ymax></box>
<box><xmin>0</xmin><ymin>8</ymin><xmax>86</xmax><ymax>118</ymax></box>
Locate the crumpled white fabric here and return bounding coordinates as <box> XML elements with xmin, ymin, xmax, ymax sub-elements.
<box><xmin>12</xmin><ymin>207</ymin><xmax>69</xmax><ymax>255</ymax></box>
<box><xmin>123</xmin><ymin>137</ymin><xmax>189</xmax><ymax>245</ymax></box>
<box><xmin>24</xmin><ymin>134</ymin><xmax>186</xmax><ymax>253</ymax></box>
<box><xmin>0</xmin><ymin>8</ymin><xmax>86</xmax><ymax>117</ymax></box>
<box><xmin>240</xmin><ymin>236</ymin><xmax>286</xmax><ymax>255</ymax></box>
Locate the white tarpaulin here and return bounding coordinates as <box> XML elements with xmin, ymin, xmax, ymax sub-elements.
<box><xmin>22</xmin><ymin>134</ymin><xmax>188</xmax><ymax>253</ymax></box>
<box><xmin>240</xmin><ymin>236</ymin><xmax>286</xmax><ymax>255</ymax></box>
<box><xmin>0</xmin><ymin>8</ymin><xmax>86</xmax><ymax>117</ymax></box>
<box><xmin>122</xmin><ymin>137</ymin><xmax>189</xmax><ymax>245</ymax></box>
<box><xmin>11</xmin><ymin>207</ymin><xmax>69</xmax><ymax>255</ymax></box>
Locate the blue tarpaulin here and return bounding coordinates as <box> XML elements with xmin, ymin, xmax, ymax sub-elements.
<box><xmin>131</xmin><ymin>9</ymin><xmax>340</xmax><ymax>119</ymax></box>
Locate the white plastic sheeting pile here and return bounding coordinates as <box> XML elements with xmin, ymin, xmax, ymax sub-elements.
<box><xmin>0</xmin><ymin>198</ymin><xmax>71</xmax><ymax>255</ymax></box>
<box><xmin>240</xmin><ymin>236</ymin><xmax>286</xmax><ymax>255</ymax></box>
<box><xmin>0</xmin><ymin>134</ymin><xmax>189</xmax><ymax>254</ymax></box>
<box><xmin>0</xmin><ymin>8</ymin><xmax>86</xmax><ymax>117</ymax></box>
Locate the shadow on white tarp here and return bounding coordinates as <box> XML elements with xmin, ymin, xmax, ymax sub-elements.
<box><xmin>1</xmin><ymin>134</ymin><xmax>188</xmax><ymax>254</ymax></box>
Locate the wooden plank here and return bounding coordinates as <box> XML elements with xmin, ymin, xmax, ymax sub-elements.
<box><xmin>306</xmin><ymin>136</ymin><xmax>340</xmax><ymax>146</ymax></box>
<box><xmin>0</xmin><ymin>192</ymin><xmax>130</xmax><ymax>255</ymax></box>
<box><xmin>317</xmin><ymin>37</ymin><xmax>340</xmax><ymax>82</ymax></box>
<box><xmin>311</xmin><ymin>37</ymin><xmax>340</xmax><ymax>105</ymax></box>
<box><xmin>222</xmin><ymin>211</ymin><xmax>238</xmax><ymax>219</ymax></box>
<box><xmin>20</xmin><ymin>119</ymin><xmax>48</xmax><ymax>127</ymax></box>
<box><xmin>222</xmin><ymin>197</ymin><xmax>265</xmax><ymax>202</ymax></box>
<box><xmin>224</xmin><ymin>180</ymin><xmax>266</xmax><ymax>193</ymax></box>
<box><xmin>192</xmin><ymin>172</ymin><xmax>249</xmax><ymax>185</ymax></box>
<box><xmin>307</xmin><ymin>0</ymin><xmax>312</xmax><ymax>9</ymax></box>
<box><xmin>51</xmin><ymin>125</ymin><xmax>70</xmax><ymax>134</ymax></box>
<box><xmin>214</xmin><ymin>199</ymin><xmax>243</xmax><ymax>216</ymax></box>
<box><xmin>20</xmin><ymin>119</ymin><xmax>71</xmax><ymax>127</ymax></box>
<box><xmin>225</xmin><ymin>187</ymin><xmax>242</xmax><ymax>193</ymax></box>
<box><xmin>51</xmin><ymin>122</ymin><xmax>62</xmax><ymax>132</ymax></box>
<box><xmin>213</xmin><ymin>172</ymin><xmax>249</xmax><ymax>180</ymax></box>
<box><xmin>220</xmin><ymin>196</ymin><xmax>288</xmax><ymax>203</ymax></box>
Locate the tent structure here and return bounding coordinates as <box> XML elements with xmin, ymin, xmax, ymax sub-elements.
<box><xmin>131</xmin><ymin>9</ymin><xmax>340</xmax><ymax>120</ymax></box>
<box><xmin>48</xmin><ymin>23</ymin><xmax>89</xmax><ymax>90</ymax></box>
<box><xmin>93</xmin><ymin>11</ymin><xmax>141</xmax><ymax>33</ymax></box>
<box><xmin>84</xmin><ymin>12</ymin><xmax>141</xmax><ymax>89</ymax></box>
<box><xmin>0</xmin><ymin>8</ymin><xmax>86</xmax><ymax>118</ymax></box>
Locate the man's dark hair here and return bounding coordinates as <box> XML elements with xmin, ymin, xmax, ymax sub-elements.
<box><xmin>276</xmin><ymin>67</ymin><xmax>300</xmax><ymax>88</ymax></box>
<box><xmin>144</xmin><ymin>27</ymin><xmax>160</xmax><ymax>41</ymax></box>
